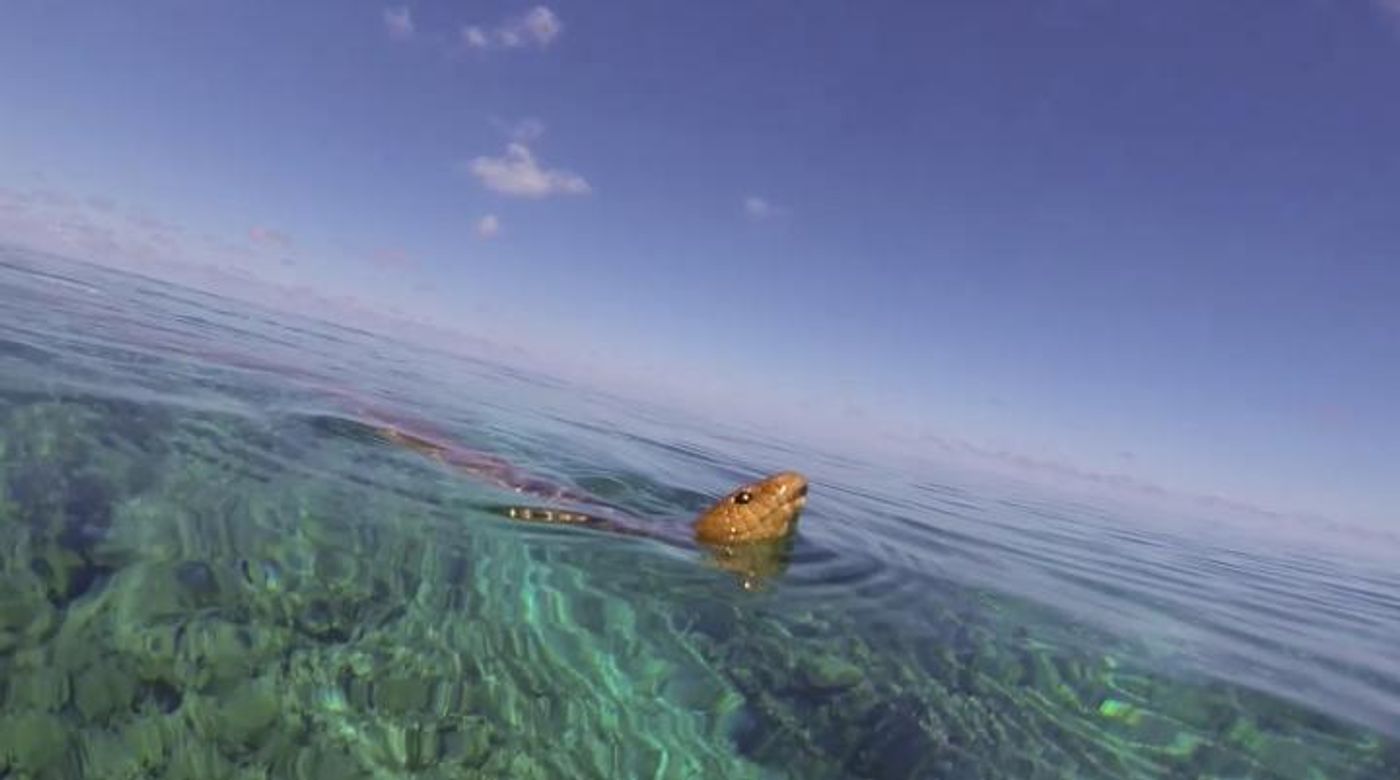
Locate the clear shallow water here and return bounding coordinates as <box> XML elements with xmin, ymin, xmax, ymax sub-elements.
<box><xmin>1</xmin><ymin>246</ymin><xmax>1397</xmax><ymax>779</ymax></box>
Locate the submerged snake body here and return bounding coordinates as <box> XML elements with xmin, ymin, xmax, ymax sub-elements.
<box><xmin>369</xmin><ymin>419</ymin><xmax>808</xmax><ymax>587</ymax></box>
<box><xmin>153</xmin><ymin>343</ymin><xmax>808</xmax><ymax>585</ymax></box>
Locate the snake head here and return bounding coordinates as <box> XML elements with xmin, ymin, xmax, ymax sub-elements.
<box><xmin>693</xmin><ymin>471</ymin><xmax>808</xmax><ymax>546</ymax></box>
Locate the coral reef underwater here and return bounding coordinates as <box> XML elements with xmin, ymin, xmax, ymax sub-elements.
<box><xmin>1</xmin><ymin>395</ymin><xmax>1397</xmax><ymax>779</ymax></box>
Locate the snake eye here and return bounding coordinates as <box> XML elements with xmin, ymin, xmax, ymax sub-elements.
<box><xmin>733</xmin><ymin>490</ymin><xmax>753</xmax><ymax>505</ymax></box>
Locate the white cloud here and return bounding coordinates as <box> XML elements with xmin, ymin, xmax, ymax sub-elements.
<box><xmin>744</xmin><ymin>196</ymin><xmax>772</xmax><ymax>219</ymax></box>
<box><xmin>1372</xmin><ymin>0</ymin><xmax>1400</xmax><ymax>36</ymax></box>
<box><xmin>743</xmin><ymin>195</ymin><xmax>786</xmax><ymax>221</ymax></box>
<box><xmin>462</xmin><ymin>25</ymin><xmax>490</xmax><ymax>48</ymax></box>
<box><xmin>475</xmin><ymin>214</ymin><xmax>501</xmax><ymax>238</ymax></box>
<box><xmin>466</xmin><ymin>143</ymin><xmax>591</xmax><ymax>198</ymax></box>
<box><xmin>519</xmin><ymin>7</ymin><xmax>562</xmax><ymax>45</ymax></box>
<box><xmin>0</xmin><ymin>187</ymin><xmax>263</xmax><ymax>276</ymax></box>
<box><xmin>383</xmin><ymin>6</ymin><xmax>414</xmax><ymax>41</ymax></box>
<box><xmin>462</xmin><ymin>6</ymin><xmax>562</xmax><ymax>50</ymax></box>
<box><xmin>248</xmin><ymin>225</ymin><xmax>292</xmax><ymax>248</ymax></box>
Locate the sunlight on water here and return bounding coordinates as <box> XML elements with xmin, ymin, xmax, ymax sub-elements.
<box><xmin>1</xmin><ymin>247</ymin><xmax>1397</xmax><ymax>778</ymax></box>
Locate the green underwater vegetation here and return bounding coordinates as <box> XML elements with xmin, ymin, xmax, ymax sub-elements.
<box><xmin>1</xmin><ymin>392</ymin><xmax>1397</xmax><ymax>779</ymax></box>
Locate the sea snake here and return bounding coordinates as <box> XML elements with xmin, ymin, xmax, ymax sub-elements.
<box><xmin>368</xmin><ymin>420</ymin><xmax>808</xmax><ymax>589</ymax></box>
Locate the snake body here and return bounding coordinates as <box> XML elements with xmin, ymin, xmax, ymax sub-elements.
<box><xmin>158</xmin><ymin>343</ymin><xmax>808</xmax><ymax>586</ymax></box>
<box><xmin>367</xmin><ymin>418</ymin><xmax>808</xmax><ymax>588</ymax></box>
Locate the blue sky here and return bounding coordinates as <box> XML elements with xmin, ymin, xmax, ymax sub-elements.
<box><xmin>1</xmin><ymin>1</ymin><xmax>1398</xmax><ymax>527</ymax></box>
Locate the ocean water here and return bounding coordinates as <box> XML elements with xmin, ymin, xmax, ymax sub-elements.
<box><xmin>0</xmin><ymin>245</ymin><xmax>1396</xmax><ymax>779</ymax></box>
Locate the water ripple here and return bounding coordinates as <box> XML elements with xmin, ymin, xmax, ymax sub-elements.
<box><xmin>4</xmin><ymin>248</ymin><xmax>1399</xmax><ymax>764</ymax></box>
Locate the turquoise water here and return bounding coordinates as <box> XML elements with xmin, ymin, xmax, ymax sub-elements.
<box><xmin>1</xmin><ymin>245</ymin><xmax>1396</xmax><ymax>779</ymax></box>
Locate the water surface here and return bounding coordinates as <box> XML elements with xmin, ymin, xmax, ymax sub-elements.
<box><xmin>1</xmin><ymin>246</ymin><xmax>1397</xmax><ymax>778</ymax></box>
